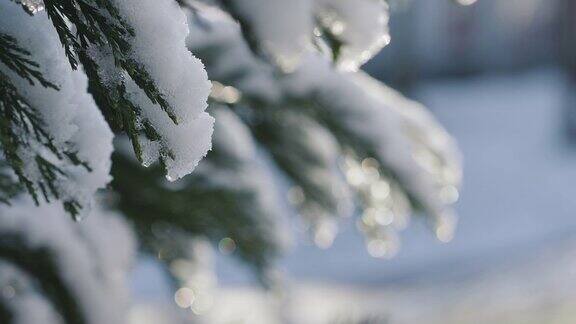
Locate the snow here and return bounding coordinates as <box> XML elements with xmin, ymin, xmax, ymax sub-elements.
<box><xmin>315</xmin><ymin>0</ymin><xmax>391</xmax><ymax>71</ymax></box>
<box><xmin>116</xmin><ymin>0</ymin><xmax>211</xmax><ymax>123</ymax></box>
<box><xmin>6</xmin><ymin>2</ymin><xmax>568</xmax><ymax>323</ymax></box>
<box><xmin>113</xmin><ymin>0</ymin><xmax>214</xmax><ymax>181</ymax></box>
<box><xmin>207</xmin><ymin>0</ymin><xmax>390</xmax><ymax>72</ymax></box>
<box><xmin>185</xmin><ymin>6</ymin><xmax>283</xmax><ymax>103</ymax></box>
<box><xmin>0</xmin><ymin>1</ymin><xmax>114</xmax><ymax>216</ymax></box>
<box><xmin>0</xmin><ymin>261</ymin><xmax>62</xmax><ymax>324</ymax></box>
<box><xmin>222</xmin><ymin>0</ymin><xmax>313</xmax><ymax>71</ymax></box>
<box><xmin>0</xmin><ymin>199</ymin><xmax>136</xmax><ymax>324</ymax></box>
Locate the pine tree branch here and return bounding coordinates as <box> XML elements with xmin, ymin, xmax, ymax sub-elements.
<box><xmin>218</xmin><ymin>0</ymin><xmax>266</xmax><ymax>60</ymax></box>
<box><xmin>0</xmin><ymin>70</ymin><xmax>88</xmax><ymax>218</ymax></box>
<box><xmin>0</xmin><ymin>34</ymin><xmax>58</xmax><ymax>89</ymax></box>
<box><xmin>112</xmin><ymin>150</ymin><xmax>279</xmax><ymax>276</ymax></box>
<box><xmin>0</xmin><ymin>162</ymin><xmax>21</xmax><ymax>205</ymax></box>
<box><xmin>41</xmin><ymin>0</ymin><xmax>178</xmax><ymax>123</ymax></box>
<box><xmin>0</xmin><ymin>234</ymin><xmax>87</xmax><ymax>324</ymax></box>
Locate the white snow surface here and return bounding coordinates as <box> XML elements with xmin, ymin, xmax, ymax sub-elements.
<box><xmin>114</xmin><ymin>0</ymin><xmax>214</xmax><ymax>181</ymax></box>
<box><xmin>202</xmin><ymin>0</ymin><xmax>390</xmax><ymax>71</ymax></box>
<box><xmin>0</xmin><ymin>262</ymin><xmax>62</xmax><ymax>324</ymax></box>
<box><xmin>315</xmin><ymin>0</ymin><xmax>391</xmax><ymax>71</ymax></box>
<box><xmin>224</xmin><ymin>0</ymin><xmax>313</xmax><ymax>71</ymax></box>
<box><xmin>186</xmin><ymin>6</ymin><xmax>283</xmax><ymax>103</ymax></box>
<box><xmin>0</xmin><ymin>1</ymin><xmax>114</xmax><ymax>216</ymax></box>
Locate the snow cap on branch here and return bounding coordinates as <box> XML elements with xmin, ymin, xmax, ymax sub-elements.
<box><xmin>109</xmin><ymin>0</ymin><xmax>214</xmax><ymax>181</ymax></box>
<box><xmin>0</xmin><ymin>1</ymin><xmax>114</xmax><ymax>218</ymax></box>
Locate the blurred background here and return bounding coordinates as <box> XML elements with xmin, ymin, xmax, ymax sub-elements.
<box><xmin>130</xmin><ymin>0</ymin><xmax>576</xmax><ymax>323</ymax></box>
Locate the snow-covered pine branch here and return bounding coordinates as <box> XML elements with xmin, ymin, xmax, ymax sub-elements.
<box><xmin>250</xmin><ymin>109</ymin><xmax>354</xmax><ymax>248</ymax></box>
<box><xmin>207</xmin><ymin>0</ymin><xmax>390</xmax><ymax>72</ymax></box>
<box><xmin>183</xmin><ymin>2</ymin><xmax>462</xmax><ymax>257</ymax></box>
<box><xmin>0</xmin><ymin>199</ymin><xmax>135</xmax><ymax>324</ymax></box>
<box><xmin>0</xmin><ymin>2</ymin><xmax>114</xmax><ymax>218</ymax></box>
<box><xmin>112</xmin><ymin>104</ymin><xmax>287</xmax><ymax>277</ymax></box>
<box><xmin>0</xmin><ymin>0</ymin><xmax>214</xmax><ymax>216</ymax></box>
<box><xmin>217</xmin><ymin>0</ymin><xmax>313</xmax><ymax>71</ymax></box>
<box><xmin>87</xmin><ymin>0</ymin><xmax>214</xmax><ymax>181</ymax></box>
<box><xmin>315</xmin><ymin>0</ymin><xmax>391</xmax><ymax>70</ymax></box>
<box><xmin>0</xmin><ymin>0</ymin><xmax>465</xmax><ymax>315</ymax></box>
<box><xmin>284</xmin><ymin>57</ymin><xmax>462</xmax><ymax>248</ymax></box>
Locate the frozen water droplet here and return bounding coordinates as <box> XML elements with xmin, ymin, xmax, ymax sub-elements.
<box><xmin>1</xmin><ymin>285</ymin><xmax>16</xmax><ymax>299</ymax></box>
<box><xmin>367</xmin><ymin>234</ymin><xmax>399</xmax><ymax>259</ymax></box>
<box><xmin>16</xmin><ymin>0</ymin><xmax>44</xmax><ymax>14</ymax></box>
<box><xmin>174</xmin><ymin>287</ymin><xmax>195</xmax><ymax>308</ymax></box>
<box><xmin>434</xmin><ymin>212</ymin><xmax>458</xmax><ymax>243</ymax></box>
<box><xmin>287</xmin><ymin>186</ymin><xmax>305</xmax><ymax>206</ymax></box>
<box><xmin>439</xmin><ymin>185</ymin><xmax>460</xmax><ymax>204</ymax></box>
<box><xmin>456</xmin><ymin>0</ymin><xmax>478</xmax><ymax>6</ymax></box>
<box><xmin>218</xmin><ymin>237</ymin><xmax>236</xmax><ymax>255</ymax></box>
<box><xmin>313</xmin><ymin>220</ymin><xmax>338</xmax><ymax>249</ymax></box>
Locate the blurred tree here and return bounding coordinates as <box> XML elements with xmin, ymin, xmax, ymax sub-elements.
<box><xmin>0</xmin><ymin>0</ymin><xmax>462</xmax><ymax>322</ymax></box>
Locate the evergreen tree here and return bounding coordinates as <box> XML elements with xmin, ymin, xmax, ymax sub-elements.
<box><xmin>0</xmin><ymin>0</ymin><xmax>463</xmax><ymax>322</ymax></box>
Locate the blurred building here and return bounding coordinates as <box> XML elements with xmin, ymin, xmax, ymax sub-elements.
<box><xmin>366</xmin><ymin>0</ymin><xmax>576</xmax><ymax>142</ymax></box>
<box><xmin>368</xmin><ymin>0</ymin><xmax>561</xmax><ymax>83</ymax></box>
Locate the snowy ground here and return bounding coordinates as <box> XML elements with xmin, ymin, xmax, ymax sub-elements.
<box><xmin>130</xmin><ymin>68</ymin><xmax>576</xmax><ymax>324</ymax></box>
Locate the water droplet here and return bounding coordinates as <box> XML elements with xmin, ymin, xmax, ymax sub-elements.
<box><xmin>345</xmin><ymin>166</ymin><xmax>366</xmax><ymax>187</ymax></box>
<box><xmin>330</xmin><ymin>21</ymin><xmax>346</xmax><ymax>35</ymax></box>
<box><xmin>191</xmin><ymin>291</ymin><xmax>213</xmax><ymax>315</ymax></box>
<box><xmin>174</xmin><ymin>287</ymin><xmax>195</xmax><ymax>308</ymax></box>
<box><xmin>361</xmin><ymin>157</ymin><xmax>379</xmax><ymax>170</ymax></box>
<box><xmin>439</xmin><ymin>185</ymin><xmax>459</xmax><ymax>204</ymax></box>
<box><xmin>456</xmin><ymin>0</ymin><xmax>478</xmax><ymax>6</ymax></box>
<box><xmin>218</xmin><ymin>237</ymin><xmax>236</xmax><ymax>255</ymax></box>
<box><xmin>313</xmin><ymin>220</ymin><xmax>338</xmax><ymax>249</ymax></box>
<box><xmin>210</xmin><ymin>81</ymin><xmax>242</xmax><ymax>104</ymax></box>
<box><xmin>371</xmin><ymin>181</ymin><xmax>390</xmax><ymax>200</ymax></box>
<box><xmin>2</xmin><ymin>285</ymin><xmax>15</xmax><ymax>299</ymax></box>
<box><xmin>73</xmin><ymin>212</ymin><xmax>85</xmax><ymax>222</ymax></box>
<box><xmin>16</xmin><ymin>0</ymin><xmax>44</xmax><ymax>14</ymax></box>
<box><xmin>435</xmin><ymin>213</ymin><xmax>457</xmax><ymax>243</ymax></box>
<box><xmin>367</xmin><ymin>236</ymin><xmax>399</xmax><ymax>259</ymax></box>
<box><xmin>287</xmin><ymin>186</ymin><xmax>305</xmax><ymax>206</ymax></box>
<box><xmin>375</xmin><ymin>210</ymin><xmax>394</xmax><ymax>226</ymax></box>
<box><xmin>361</xmin><ymin>209</ymin><xmax>377</xmax><ymax>227</ymax></box>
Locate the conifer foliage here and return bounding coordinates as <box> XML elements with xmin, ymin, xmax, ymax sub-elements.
<box><xmin>1</xmin><ymin>0</ymin><xmax>213</xmax><ymax>218</ymax></box>
<box><xmin>0</xmin><ymin>0</ymin><xmax>463</xmax><ymax>323</ymax></box>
